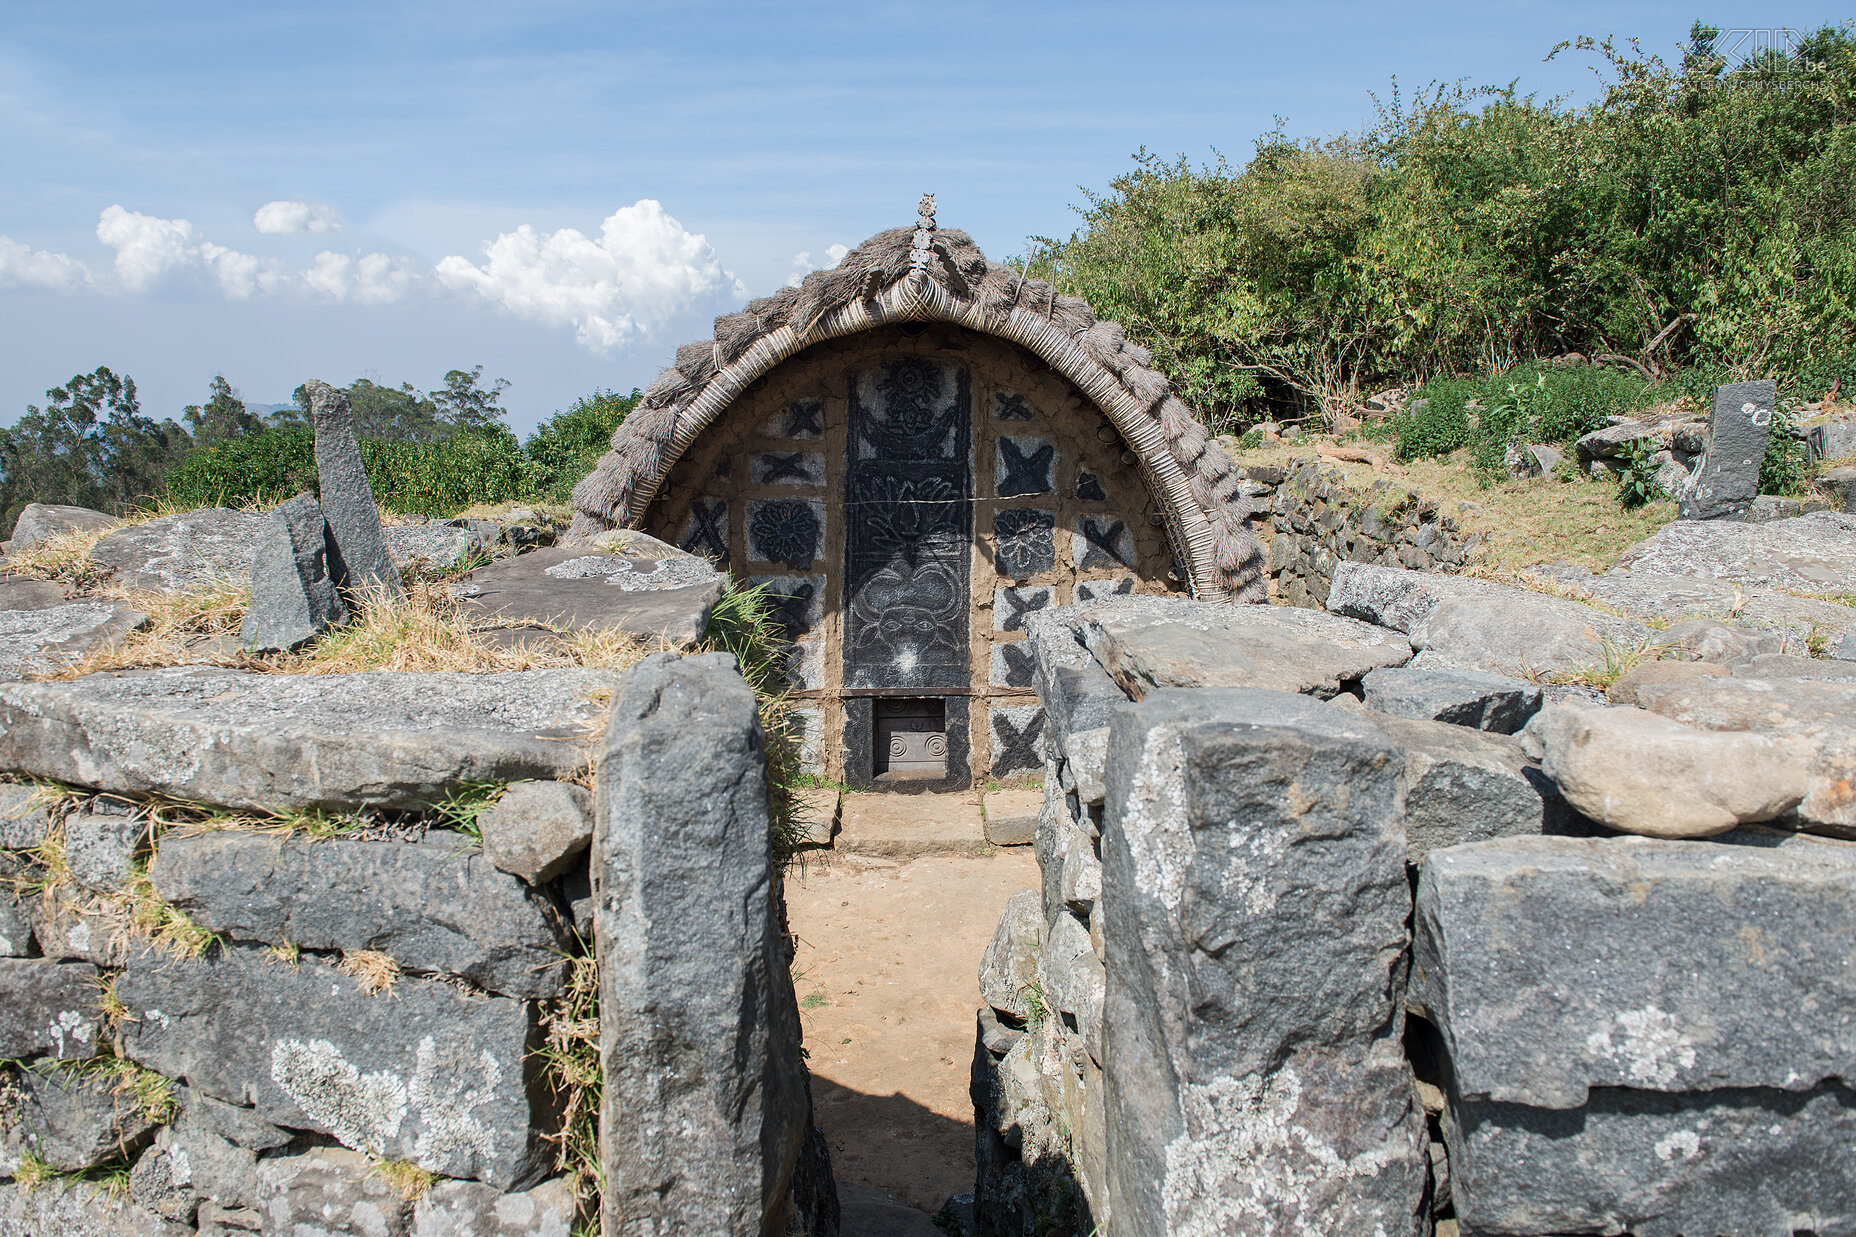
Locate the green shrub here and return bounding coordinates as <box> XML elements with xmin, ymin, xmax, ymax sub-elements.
<box><xmin>1392</xmin><ymin>378</ymin><xmax>1475</xmax><ymax>460</ymax></box>
<box><xmin>524</xmin><ymin>389</ymin><xmax>640</xmax><ymax>502</ymax></box>
<box><xmin>164</xmin><ymin>427</ymin><xmax>537</xmax><ymax>517</ymax></box>
<box><xmin>1760</xmin><ymin>405</ymin><xmax>1809</xmax><ymax>496</ymax></box>
<box><xmin>1397</xmin><ymin>363</ymin><xmax>1651</xmax><ymax>470</ymax></box>
<box><xmin>1617</xmin><ymin>439</ymin><xmax>1666</xmax><ymax>508</ymax></box>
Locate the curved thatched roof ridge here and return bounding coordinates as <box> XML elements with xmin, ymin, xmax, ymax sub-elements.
<box><xmin>569</xmin><ymin>218</ymin><xmax>1265</xmax><ymax>602</ymax></box>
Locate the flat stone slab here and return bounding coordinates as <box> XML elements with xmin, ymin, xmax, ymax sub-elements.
<box><xmin>0</xmin><ymin>666</ymin><xmax>613</xmax><ymax>812</ymax></box>
<box><xmin>1414</xmin><ymin>831</ymin><xmax>1856</xmax><ymax>1108</ymax></box>
<box><xmin>837</xmin><ymin>792</ymin><xmax>990</xmax><ymax>858</ymax></box>
<box><xmin>88</xmin><ymin>508</ymin><xmax>266</xmax><ymax>593</ymax></box>
<box><xmin>6</xmin><ymin>503</ymin><xmax>120</xmax><ymax>553</ymax></box>
<box><xmin>150</xmin><ymin>830</ymin><xmax>570</xmax><ymax>997</ymax></box>
<box><xmin>982</xmin><ymin>789</ymin><xmax>1042</xmax><ymax>846</ymax></box>
<box><xmin>791</xmin><ymin>786</ymin><xmax>839</xmax><ymax>847</ymax></box>
<box><xmin>1584</xmin><ymin>570</ymin><xmax>1856</xmax><ymax>660</ymax></box>
<box><xmin>1071</xmin><ymin>594</ymin><xmax>1411</xmax><ymax>700</ymax></box>
<box><xmin>1611</xmin><ymin>512</ymin><xmax>1856</xmax><ymax>594</ymax></box>
<box><xmin>0</xmin><ymin>579</ymin><xmax>73</xmax><ymax>611</ymax></box>
<box><xmin>0</xmin><ymin>958</ymin><xmax>102</xmax><ymax>1061</ymax></box>
<box><xmin>1361</xmin><ymin>666</ymin><xmax>1541</xmax><ymax>733</ymax></box>
<box><xmin>454</xmin><ymin>545</ymin><xmax>724</xmax><ymax>646</ymax></box>
<box><xmin>116</xmin><ymin>946</ymin><xmax>552</xmax><ymax>1188</ymax></box>
<box><xmin>0</xmin><ymin>601</ymin><xmax>145</xmax><ymax>680</ymax></box>
<box><xmin>1369</xmin><ymin>713</ymin><xmax>1558</xmax><ymax>864</ymax></box>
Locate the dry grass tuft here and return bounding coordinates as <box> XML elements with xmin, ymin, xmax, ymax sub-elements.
<box><xmin>370</xmin><ymin>1159</ymin><xmax>439</xmax><ymax>1202</ymax></box>
<box><xmin>338</xmin><ymin>949</ymin><xmax>402</xmax><ymax>996</ymax></box>
<box><xmin>537</xmin><ymin>942</ymin><xmax>601</xmax><ymax>1220</ymax></box>
<box><xmin>57</xmin><ymin>579</ymin><xmax>252</xmax><ymax>677</ymax></box>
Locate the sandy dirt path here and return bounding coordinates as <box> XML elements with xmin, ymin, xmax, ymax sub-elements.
<box><xmin>786</xmin><ymin>847</ymin><xmax>1040</xmax><ymax>1217</ymax></box>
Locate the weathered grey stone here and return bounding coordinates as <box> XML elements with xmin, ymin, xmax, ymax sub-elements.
<box><xmin>1504</xmin><ymin>443</ymin><xmax>1561</xmax><ymax>478</ymax></box>
<box><xmin>1605</xmin><ymin>658</ymin><xmax>1728</xmax><ymax>706</ymax></box>
<box><xmin>1408</xmin><ymin>591</ymin><xmax>1650</xmax><ymax>678</ymax></box>
<box><xmin>0</xmin><ymin>785</ymin><xmax>50</xmax><ymax>850</ymax></box>
<box><xmin>1747</xmin><ymin>493</ymin><xmax>1806</xmax><ymax>522</ymax></box>
<box><xmin>978</xmin><ymin>889</ymin><xmax>1043</xmax><ymax>1022</ymax></box>
<box><xmin>1614</xmin><ymin>510</ymin><xmax>1856</xmax><ymax>593</ymax></box>
<box><xmin>1062</xmin><ymin>727</ymin><xmax>1109</xmax><ymax>805</ymax></box>
<box><xmin>151</xmin><ymin>830</ymin><xmax>569</xmax><ymax>998</ymax></box>
<box><xmin>305</xmin><ymin>380</ymin><xmax>403</xmax><ymax>599</ymax></box>
<box><xmin>1360</xmin><ymin>666</ymin><xmax>1541</xmax><ymax>733</ymax></box>
<box><xmin>0</xmin><ymin>579</ymin><xmax>72</xmax><ymax>611</ymax></box>
<box><xmin>977</xmin><ymin>1006</ymin><xmax>1023</xmax><ymax>1058</ymax></box>
<box><xmin>115</xmin><ymin>947</ymin><xmax>552</xmax><ymax>1188</ymax></box>
<box><xmin>385</xmin><ymin>523</ymin><xmax>477</xmax><ymax>571</ymax></box>
<box><xmin>1413</xmin><ymin>832</ymin><xmax>1856</xmax><ymax>1236</ymax></box>
<box><xmin>1733</xmin><ymin>651</ymin><xmax>1856</xmax><ymax>681</ymax></box>
<box><xmin>255</xmin><ymin>1146</ymin><xmax>412</xmax><ymax>1237</ymax></box>
<box><xmin>1034</xmin><ymin>777</ymin><xmax>1076</xmax><ymax>931</ymax></box>
<box><xmin>240</xmin><ymin>493</ymin><xmax>345</xmax><ymax>654</ymax></box>
<box><xmin>62</xmin><ymin>805</ymin><xmax>142</xmax><ymax>892</ymax></box>
<box><xmin>1102</xmin><ymin>688</ymin><xmax>1426</xmax><ymax>1236</ymax></box>
<box><xmin>1581</xmin><ymin>569</ymin><xmax>1856</xmax><ymax>659</ymax></box>
<box><xmin>1023</xmin><ymin>609</ymin><xmax>1130</xmax><ymax>751</ymax></box>
<box><xmin>1679</xmin><ymin>379</ymin><xmax>1776</xmax><ymax>520</ymax></box>
<box><xmin>14</xmin><ymin>1062</ymin><xmax>159</xmax><ymax>1169</ymax></box>
<box><xmin>0</xmin><ymin>666</ymin><xmax>612</xmax><ymax>812</ymax></box>
<box><xmin>411</xmin><ymin>1174</ymin><xmax>577</xmax><ymax>1236</ymax></box>
<box><xmin>150</xmin><ymin>1100</ymin><xmax>266</xmax><ymax>1212</ymax></box>
<box><xmin>1369</xmin><ymin>714</ymin><xmax>1557</xmax><ymax>863</ymax></box>
<box><xmin>128</xmin><ymin>1144</ymin><xmax>198</xmax><ymax>1225</ymax></box>
<box><xmin>594</xmin><ymin>652</ymin><xmax>814</xmax><ymax>1233</ymax></box>
<box><xmin>1325</xmin><ymin>561</ymin><xmax>1489</xmax><ymax>632</ymax></box>
<box><xmin>1647</xmin><ymin>616</ymin><xmax>1781</xmax><ymax>664</ymax></box>
<box><xmin>1818</xmin><ymin>463</ymin><xmax>1856</xmax><ymax>509</ymax></box>
<box><xmin>88</xmin><ymin>508</ymin><xmax>266</xmax><ymax>593</ymax></box>
<box><xmin>478</xmin><ymin>780</ymin><xmax>593</xmax><ymax>887</ymax></box>
<box><xmin>1040</xmin><ymin>912</ymin><xmax>1104</xmax><ymax>1064</ymax></box>
<box><xmin>0</xmin><ymin>895</ymin><xmax>26</xmax><ymax>957</ymax></box>
<box><xmin>23</xmin><ymin>885</ymin><xmax>131</xmax><ymax>965</ymax></box>
<box><xmin>1074</xmin><ymin>594</ymin><xmax>1411</xmax><ymax>700</ymax></box>
<box><xmin>0</xmin><ymin>600</ymin><xmax>147</xmax><ymax>679</ymax></box>
<box><xmin>0</xmin><ymin>959</ymin><xmax>100</xmax><ymax>1060</ymax></box>
<box><xmin>1059</xmin><ymin>827</ymin><xmax>1101</xmax><ymax>917</ymax></box>
<box><xmin>1574</xmin><ymin>420</ymin><xmax>1665</xmax><ymax>463</ymax></box>
<box><xmin>7</xmin><ymin>503</ymin><xmax>119</xmax><ymax>553</ymax></box>
<box><xmin>197</xmin><ymin>1201</ymin><xmax>262</xmax><ymax>1234</ymax></box>
<box><xmin>1808</xmin><ymin>418</ymin><xmax>1856</xmax><ymax>462</ymax></box>
<box><xmin>0</xmin><ymin>1181</ymin><xmax>192</xmax><ymax>1236</ymax></box>
<box><xmin>1540</xmin><ymin>704</ymin><xmax>1809</xmax><ymax>837</ymax></box>
<box><xmin>454</xmin><ymin>546</ymin><xmax>724</xmax><ymax>647</ymax></box>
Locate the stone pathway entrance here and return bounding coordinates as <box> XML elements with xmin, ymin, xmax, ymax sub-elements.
<box><xmin>785</xmin><ymin>835</ymin><xmax>1038</xmax><ymax>1229</ymax></box>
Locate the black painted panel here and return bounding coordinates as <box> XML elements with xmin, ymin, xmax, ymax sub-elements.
<box><xmin>842</xmin><ymin>357</ymin><xmax>973</xmax><ymax>691</ymax></box>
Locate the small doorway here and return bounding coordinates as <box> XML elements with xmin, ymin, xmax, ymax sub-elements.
<box><xmin>873</xmin><ymin>698</ymin><xmax>947</xmax><ymax>780</ymax></box>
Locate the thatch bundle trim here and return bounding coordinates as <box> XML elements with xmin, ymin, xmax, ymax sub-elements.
<box><xmin>570</xmin><ymin>217</ymin><xmax>1265</xmax><ymax>602</ymax></box>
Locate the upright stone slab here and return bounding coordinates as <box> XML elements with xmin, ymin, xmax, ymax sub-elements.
<box><xmin>1102</xmin><ymin>688</ymin><xmax>1427</xmax><ymax>1237</ymax></box>
<box><xmin>1680</xmin><ymin>379</ymin><xmax>1777</xmax><ymax>521</ymax></box>
<box><xmin>305</xmin><ymin>379</ymin><xmax>403</xmax><ymax>599</ymax></box>
<box><xmin>594</xmin><ymin>652</ymin><xmax>820</xmax><ymax>1234</ymax></box>
<box><xmin>1413</xmin><ymin>832</ymin><xmax>1856</xmax><ymax>1236</ymax></box>
<box><xmin>240</xmin><ymin>492</ymin><xmax>346</xmax><ymax>653</ymax></box>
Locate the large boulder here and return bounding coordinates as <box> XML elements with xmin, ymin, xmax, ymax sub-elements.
<box><xmin>0</xmin><ymin>666</ymin><xmax>612</xmax><ymax>812</ymax></box>
<box><xmin>6</xmin><ymin>504</ymin><xmax>119</xmax><ymax>553</ymax></box>
<box><xmin>454</xmin><ymin>545</ymin><xmax>725</xmax><ymax>647</ymax></box>
<box><xmin>1413</xmin><ymin>832</ymin><xmax>1856</xmax><ymax>1236</ymax></box>
<box><xmin>594</xmin><ymin>652</ymin><xmax>818</xmax><ymax>1233</ymax></box>
<box><xmin>1539</xmin><ymin>704</ymin><xmax>1809</xmax><ymax>838</ymax></box>
<box><xmin>1101</xmin><ymin>688</ymin><xmax>1427</xmax><ymax>1236</ymax></box>
<box><xmin>0</xmin><ymin>600</ymin><xmax>146</xmax><ymax>679</ymax></box>
<box><xmin>88</xmin><ymin>508</ymin><xmax>266</xmax><ymax>593</ymax></box>
<box><xmin>150</xmin><ymin>830</ymin><xmax>571</xmax><ymax>998</ymax></box>
<box><xmin>115</xmin><ymin>946</ymin><xmax>553</xmax><ymax>1189</ymax></box>
<box><xmin>1069</xmin><ymin>594</ymin><xmax>1411</xmax><ymax>700</ymax></box>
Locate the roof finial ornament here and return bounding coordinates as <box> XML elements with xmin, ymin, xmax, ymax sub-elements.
<box><xmin>908</xmin><ymin>194</ymin><xmax>937</xmax><ymax>275</ymax></box>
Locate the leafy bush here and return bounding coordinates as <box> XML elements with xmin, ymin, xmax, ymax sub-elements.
<box><xmin>1030</xmin><ymin>22</ymin><xmax>1856</xmax><ymax>426</ymax></box>
<box><xmin>523</xmin><ymin>389</ymin><xmax>640</xmax><ymax>502</ymax></box>
<box><xmin>1396</xmin><ymin>362</ymin><xmax>1651</xmax><ymax>471</ymax></box>
<box><xmin>1617</xmin><ymin>439</ymin><xmax>1666</xmax><ymax>508</ymax></box>
<box><xmin>1760</xmin><ymin>405</ymin><xmax>1809</xmax><ymax>496</ymax></box>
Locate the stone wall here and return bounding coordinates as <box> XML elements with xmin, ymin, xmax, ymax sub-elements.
<box><xmin>0</xmin><ymin>654</ymin><xmax>834</xmax><ymax>1236</ymax></box>
<box><xmin>1242</xmin><ymin>459</ymin><xmax>1477</xmax><ymax>609</ymax></box>
<box><xmin>976</xmin><ymin>576</ymin><xmax>1856</xmax><ymax>1236</ymax></box>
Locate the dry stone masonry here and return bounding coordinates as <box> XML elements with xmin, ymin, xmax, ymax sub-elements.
<box><xmin>978</xmin><ymin>540</ymin><xmax>1856</xmax><ymax>1235</ymax></box>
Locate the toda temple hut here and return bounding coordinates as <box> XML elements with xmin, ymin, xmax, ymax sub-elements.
<box><xmin>570</xmin><ymin>196</ymin><xmax>1265</xmax><ymax>789</ymax></box>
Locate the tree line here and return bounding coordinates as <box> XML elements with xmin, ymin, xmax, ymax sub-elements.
<box><xmin>1024</xmin><ymin>22</ymin><xmax>1856</xmax><ymax>430</ymax></box>
<box><xmin>0</xmin><ymin>366</ymin><xmax>640</xmax><ymax>532</ymax></box>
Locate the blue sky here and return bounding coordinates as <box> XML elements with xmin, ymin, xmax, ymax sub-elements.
<box><xmin>1</xmin><ymin>2</ymin><xmax>1844</xmax><ymax>433</ymax></box>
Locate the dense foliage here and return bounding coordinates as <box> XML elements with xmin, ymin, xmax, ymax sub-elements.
<box><xmin>0</xmin><ymin>369</ymin><xmax>190</xmax><ymax>533</ymax></box>
<box><xmin>1029</xmin><ymin>23</ymin><xmax>1856</xmax><ymax>431</ymax></box>
<box><xmin>522</xmin><ymin>388</ymin><xmax>640</xmax><ymax>502</ymax></box>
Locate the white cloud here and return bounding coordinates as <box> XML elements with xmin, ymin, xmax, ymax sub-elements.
<box><xmin>96</xmin><ymin>205</ymin><xmax>206</xmax><ymax>291</ymax></box>
<box><xmin>253</xmin><ymin>200</ymin><xmax>343</xmax><ymax>236</ymax></box>
<box><xmin>304</xmin><ymin>250</ymin><xmax>422</xmax><ymax>305</ymax></box>
<box><xmin>0</xmin><ymin>236</ymin><xmax>92</xmax><ymax>291</ymax></box>
<box><xmin>435</xmin><ymin>200</ymin><xmax>743</xmax><ymax>352</ymax></box>
<box><xmin>785</xmin><ymin>242</ymin><xmax>849</xmax><ymax>288</ymax></box>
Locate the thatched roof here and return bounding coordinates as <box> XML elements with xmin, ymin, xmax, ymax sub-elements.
<box><xmin>570</xmin><ymin>199</ymin><xmax>1265</xmax><ymax>602</ymax></box>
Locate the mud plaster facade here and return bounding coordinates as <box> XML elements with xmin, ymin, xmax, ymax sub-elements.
<box><xmin>642</xmin><ymin>322</ymin><xmax>1185</xmax><ymax>788</ymax></box>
